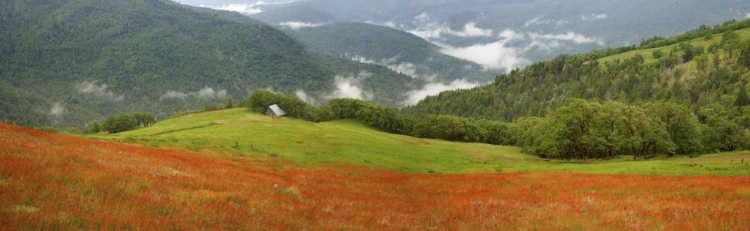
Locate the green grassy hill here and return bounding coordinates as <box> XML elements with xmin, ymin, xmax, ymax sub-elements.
<box><xmin>98</xmin><ymin>108</ymin><xmax>750</xmax><ymax>175</ymax></box>
<box><xmin>598</xmin><ymin>27</ymin><xmax>750</xmax><ymax>66</ymax></box>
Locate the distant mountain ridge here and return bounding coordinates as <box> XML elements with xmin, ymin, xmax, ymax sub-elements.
<box><xmin>282</xmin><ymin>22</ymin><xmax>495</xmax><ymax>83</ymax></box>
<box><xmin>241</xmin><ymin>0</ymin><xmax>749</xmax><ymax>64</ymax></box>
<box><xmin>0</xmin><ymin>0</ymin><xmax>420</xmax><ymax>127</ymax></box>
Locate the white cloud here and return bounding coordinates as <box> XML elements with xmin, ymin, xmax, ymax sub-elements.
<box><xmin>524</xmin><ymin>32</ymin><xmax>604</xmax><ymax>53</ymax></box>
<box><xmin>524</xmin><ymin>16</ymin><xmax>543</xmax><ymax>27</ymax></box>
<box><xmin>415</xmin><ymin>13</ymin><xmax>430</xmax><ymax>22</ymax></box>
<box><xmin>161</xmin><ymin>91</ymin><xmax>189</xmax><ymax>99</ymax></box>
<box><xmin>201</xmin><ymin>1</ymin><xmax>300</xmax><ymax>15</ymax></box>
<box><xmin>327</xmin><ymin>74</ymin><xmax>373</xmax><ymax>100</ymax></box>
<box><xmin>263</xmin><ymin>87</ymin><xmax>281</xmax><ymax>94</ymax></box>
<box><xmin>49</xmin><ymin>103</ymin><xmax>66</xmax><ymax>117</ymax></box>
<box><xmin>408</xmin><ymin>13</ymin><xmax>493</xmax><ymax>40</ymax></box>
<box><xmin>79</xmin><ymin>81</ymin><xmax>110</xmax><ymax>95</ymax></box>
<box><xmin>746</xmin><ymin>12</ymin><xmax>750</xmax><ymax>18</ymax></box>
<box><xmin>416</xmin><ymin>26</ymin><xmax>601</xmax><ymax>71</ymax></box>
<box><xmin>388</xmin><ymin>63</ymin><xmax>419</xmax><ymax>79</ymax></box>
<box><xmin>498</xmin><ymin>29</ymin><xmax>522</xmax><ymax>40</ymax></box>
<box><xmin>451</xmin><ymin>22</ymin><xmax>494</xmax><ymax>37</ymax></box>
<box><xmin>382</xmin><ymin>21</ymin><xmax>398</xmax><ymax>28</ymax></box>
<box><xmin>528</xmin><ymin>32</ymin><xmax>604</xmax><ymax>45</ymax></box>
<box><xmin>524</xmin><ymin>15</ymin><xmax>568</xmax><ymax>27</ymax></box>
<box><xmin>78</xmin><ymin>81</ymin><xmax>123</xmax><ymax>101</ymax></box>
<box><xmin>439</xmin><ymin>30</ymin><xmax>528</xmax><ymax>71</ymax></box>
<box><xmin>382</xmin><ymin>21</ymin><xmax>399</xmax><ymax>29</ymax></box>
<box><xmin>364</xmin><ymin>21</ymin><xmax>404</xmax><ymax>29</ymax></box>
<box><xmin>278</xmin><ymin>21</ymin><xmax>327</xmax><ymax>30</ymax></box>
<box><xmin>198</xmin><ymin>87</ymin><xmax>227</xmax><ymax>99</ymax></box>
<box><xmin>160</xmin><ymin>87</ymin><xmax>227</xmax><ymax>100</ymax></box>
<box><xmin>350</xmin><ymin>55</ymin><xmax>421</xmax><ymax>79</ymax></box>
<box><xmin>295</xmin><ymin>90</ymin><xmax>316</xmax><ymax>105</ymax></box>
<box><xmin>402</xmin><ymin>80</ymin><xmax>479</xmax><ymax>106</ymax></box>
<box><xmin>527</xmin><ymin>40</ymin><xmax>561</xmax><ymax>51</ymax></box>
<box><xmin>204</xmin><ymin>3</ymin><xmax>263</xmax><ymax>14</ymax></box>
<box><xmin>581</xmin><ymin>14</ymin><xmax>608</xmax><ymax>21</ymax></box>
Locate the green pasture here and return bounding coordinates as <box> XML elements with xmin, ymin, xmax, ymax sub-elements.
<box><xmin>597</xmin><ymin>27</ymin><xmax>750</xmax><ymax>66</ymax></box>
<box><xmin>93</xmin><ymin>109</ymin><xmax>750</xmax><ymax>175</ymax></box>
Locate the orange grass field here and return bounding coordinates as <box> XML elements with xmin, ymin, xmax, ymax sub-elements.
<box><xmin>1</xmin><ymin>123</ymin><xmax>750</xmax><ymax>230</ymax></box>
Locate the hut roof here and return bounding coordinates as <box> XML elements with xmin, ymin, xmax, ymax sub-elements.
<box><xmin>268</xmin><ymin>104</ymin><xmax>286</xmax><ymax>117</ymax></box>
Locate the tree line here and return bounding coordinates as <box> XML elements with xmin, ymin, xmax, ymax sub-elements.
<box><xmin>246</xmin><ymin>90</ymin><xmax>515</xmax><ymax>145</ymax></box>
<box><xmin>247</xmin><ymin>90</ymin><xmax>749</xmax><ymax>161</ymax></box>
<box><xmin>514</xmin><ymin>99</ymin><xmax>748</xmax><ymax>161</ymax></box>
<box><xmin>84</xmin><ymin>112</ymin><xmax>155</xmax><ymax>134</ymax></box>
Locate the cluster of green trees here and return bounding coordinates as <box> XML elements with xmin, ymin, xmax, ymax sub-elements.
<box><xmin>246</xmin><ymin>90</ymin><xmax>516</xmax><ymax>145</ymax></box>
<box><xmin>85</xmin><ymin>112</ymin><xmax>155</xmax><ymax>134</ymax></box>
<box><xmin>248</xmin><ymin>90</ymin><xmax>749</xmax><ymax>161</ymax></box>
<box><xmin>247</xmin><ymin>90</ymin><xmax>412</xmax><ymax>132</ymax></box>
<box><xmin>412</xmin><ymin>116</ymin><xmax>514</xmax><ymax>145</ymax></box>
<box><xmin>514</xmin><ymin>100</ymin><xmax>748</xmax><ymax>161</ymax></box>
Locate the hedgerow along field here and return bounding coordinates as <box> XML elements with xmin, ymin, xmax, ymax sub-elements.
<box><xmin>2</xmin><ymin>123</ymin><xmax>750</xmax><ymax>230</ymax></box>
<box><xmin>103</xmin><ymin>109</ymin><xmax>750</xmax><ymax>175</ymax></box>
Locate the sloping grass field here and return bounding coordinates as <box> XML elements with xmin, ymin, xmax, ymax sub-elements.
<box><xmin>103</xmin><ymin>109</ymin><xmax>750</xmax><ymax>175</ymax></box>
<box><xmin>2</xmin><ymin>123</ymin><xmax>750</xmax><ymax>230</ymax></box>
<box><xmin>597</xmin><ymin>27</ymin><xmax>750</xmax><ymax>66</ymax></box>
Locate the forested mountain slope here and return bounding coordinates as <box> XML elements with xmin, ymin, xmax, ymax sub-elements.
<box><xmin>405</xmin><ymin>19</ymin><xmax>750</xmax><ymax>122</ymax></box>
<box><xmin>0</xmin><ymin>0</ymin><xmax>418</xmax><ymax>127</ymax></box>
<box><xmin>282</xmin><ymin>22</ymin><xmax>495</xmax><ymax>83</ymax></box>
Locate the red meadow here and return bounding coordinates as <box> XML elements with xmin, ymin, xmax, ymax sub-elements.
<box><xmin>1</xmin><ymin>124</ymin><xmax>749</xmax><ymax>230</ymax></box>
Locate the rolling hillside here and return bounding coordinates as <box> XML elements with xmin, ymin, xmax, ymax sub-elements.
<box><xmin>0</xmin><ymin>0</ymin><xmax>328</xmax><ymax>126</ymax></box>
<box><xmin>0</xmin><ymin>0</ymin><xmax>421</xmax><ymax>128</ymax></box>
<box><xmin>3</xmin><ymin>1</ymin><xmax>750</xmax><ymax>230</ymax></box>
<box><xmin>97</xmin><ymin>108</ymin><xmax>750</xmax><ymax>175</ymax></box>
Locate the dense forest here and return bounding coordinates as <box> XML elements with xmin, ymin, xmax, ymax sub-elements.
<box><xmin>404</xmin><ymin>19</ymin><xmax>750</xmax><ymax>122</ymax></box>
<box><xmin>0</xmin><ymin>0</ymin><xmax>422</xmax><ymax>128</ymax></box>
